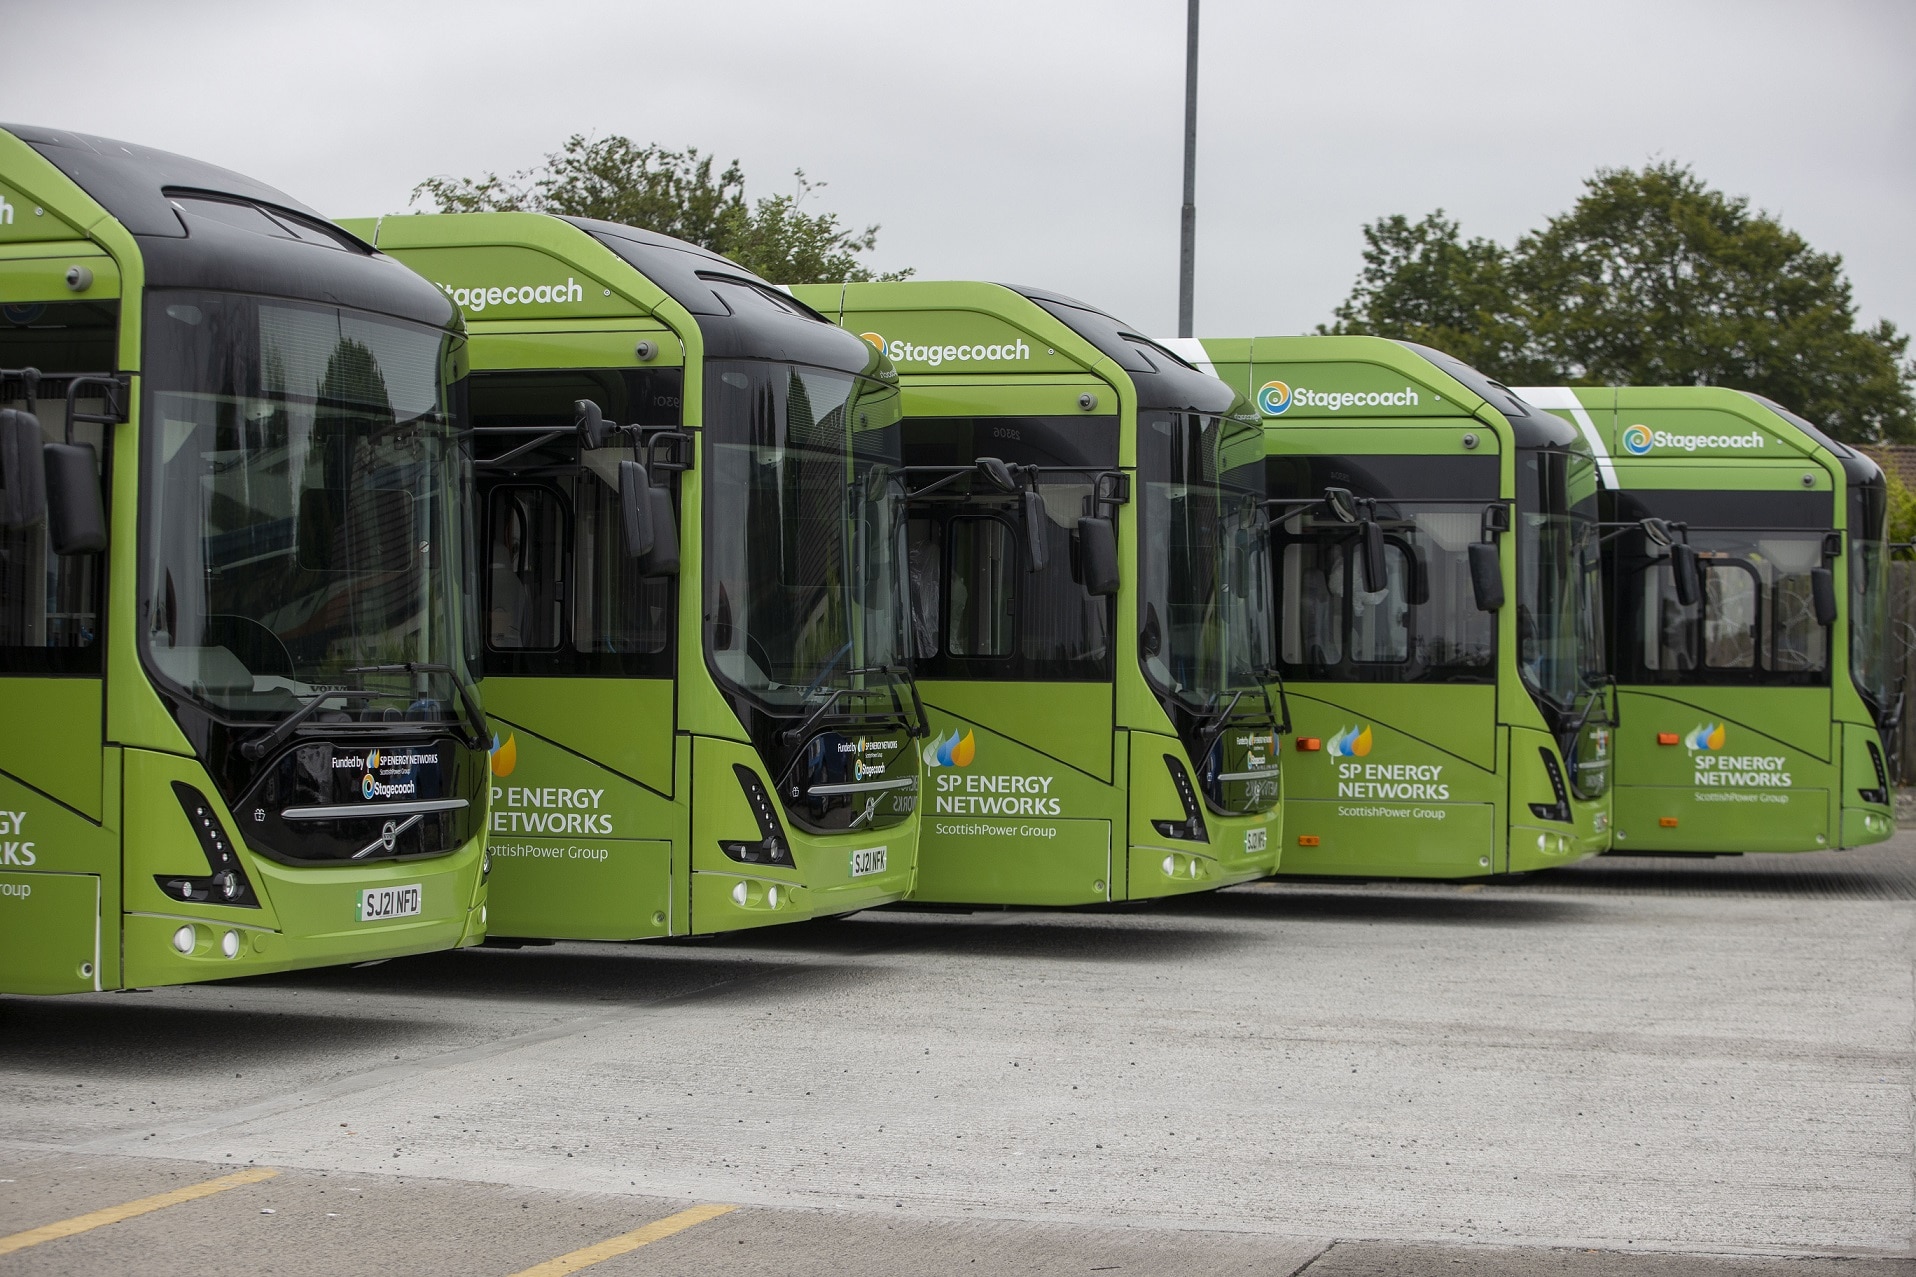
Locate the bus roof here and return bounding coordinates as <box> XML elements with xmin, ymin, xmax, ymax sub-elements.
<box><xmin>3</xmin><ymin>123</ymin><xmax>454</xmax><ymax>327</ymax></box>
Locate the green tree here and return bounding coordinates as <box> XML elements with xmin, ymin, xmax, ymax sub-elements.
<box><xmin>1327</xmin><ymin>162</ymin><xmax>1916</xmax><ymax>443</ymax></box>
<box><xmin>411</xmin><ymin>134</ymin><xmax>908</xmax><ymax>284</ymax></box>
<box><xmin>1321</xmin><ymin>211</ymin><xmax>1548</xmax><ymax>382</ymax></box>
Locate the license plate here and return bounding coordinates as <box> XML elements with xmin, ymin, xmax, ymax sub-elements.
<box><xmin>357</xmin><ymin>884</ymin><xmax>422</xmax><ymax>922</ymax></box>
<box><xmin>850</xmin><ymin>847</ymin><xmax>887</xmax><ymax>877</ymax></box>
<box><xmin>1245</xmin><ymin>827</ymin><xmax>1268</xmax><ymax>854</ymax></box>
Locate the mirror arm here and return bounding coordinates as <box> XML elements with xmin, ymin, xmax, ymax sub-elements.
<box><xmin>62</xmin><ymin>374</ymin><xmax>132</xmax><ymax>443</ymax></box>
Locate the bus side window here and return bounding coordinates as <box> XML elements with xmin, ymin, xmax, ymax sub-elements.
<box><xmin>1701</xmin><ymin>560</ymin><xmax>1758</xmax><ymax>669</ymax></box>
<box><xmin>1280</xmin><ymin>539</ymin><xmax>1343</xmax><ymax>667</ymax></box>
<box><xmin>947</xmin><ymin>516</ymin><xmax>1015</xmax><ymax>658</ymax></box>
<box><xmin>908</xmin><ymin>517</ymin><xmax>943</xmax><ymax>660</ymax></box>
<box><xmin>1350</xmin><ymin>542</ymin><xmax>1411</xmax><ymax>663</ymax></box>
<box><xmin>1764</xmin><ymin>543</ymin><xmax>1828</xmax><ymax>674</ymax></box>
<box><xmin>572</xmin><ymin>472</ymin><xmax>669</xmax><ymax>656</ymax></box>
<box><xmin>488</xmin><ymin>487</ymin><xmax>567</xmax><ymax>651</ymax></box>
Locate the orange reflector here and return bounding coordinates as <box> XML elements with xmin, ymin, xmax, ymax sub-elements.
<box><xmin>1297</xmin><ymin>834</ymin><xmax>1321</xmax><ymax>846</ymax></box>
<box><xmin>1656</xmin><ymin>733</ymin><xmax>1679</xmax><ymax>745</ymax></box>
<box><xmin>1298</xmin><ymin>738</ymin><xmax>1321</xmax><ymax>751</ymax></box>
<box><xmin>1659</xmin><ymin>817</ymin><xmax>1679</xmax><ymax>827</ymax></box>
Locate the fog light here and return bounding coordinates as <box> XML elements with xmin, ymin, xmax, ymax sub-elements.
<box><xmin>221</xmin><ymin>930</ymin><xmax>241</xmax><ymax>959</ymax></box>
<box><xmin>480</xmin><ymin>905</ymin><xmax>488</xmax><ymax>928</ymax></box>
<box><xmin>732</xmin><ymin>882</ymin><xmax>749</xmax><ymax>906</ymax></box>
<box><xmin>1162</xmin><ymin>855</ymin><xmax>1175</xmax><ymax>876</ymax></box>
<box><xmin>767</xmin><ymin>885</ymin><xmax>781</xmax><ymax>908</ymax></box>
<box><xmin>171</xmin><ymin>926</ymin><xmax>194</xmax><ymax>955</ymax></box>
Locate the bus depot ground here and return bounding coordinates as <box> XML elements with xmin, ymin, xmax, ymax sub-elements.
<box><xmin>5</xmin><ymin>838</ymin><xmax>1916</xmax><ymax>1276</ymax></box>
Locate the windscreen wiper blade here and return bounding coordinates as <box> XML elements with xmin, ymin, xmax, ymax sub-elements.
<box><xmin>345</xmin><ymin>662</ymin><xmax>489</xmax><ymax>748</ymax></box>
<box><xmin>241</xmin><ymin>687</ymin><xmax>383</xmax><ymax>761</ymax></box>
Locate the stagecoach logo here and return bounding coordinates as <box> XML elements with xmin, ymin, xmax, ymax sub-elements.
<box><xmin>859</xmin><ymin>331</ymin><xmax>1032</xmax><ymax>368</ymax></box>
<box><xmin>1685</xmin><ymin>722</ymin><xmax>1727</xmax><ymax>751</ymax></box>
<box><xmin>1621</xmin><ymin>424</ymin><xmax>1765</xmax><ymax>455</ymax></box>
<box><xmin>490</xmin><ymin>733</ymin><xmax>518</xmax><ymax>778</ymax></box>
<box><xmin>922</xmin><ymin>729</ymin><xmax>977</xmax><ymax>768</ymax></box>
<box><xmin>1327</xmin><ymin>724</ymin><xmax>1374</xmax><ymax>758</ymax></box>
<box><xmin>1258</xmin><ymin>381</ymin><xmax>1293</xmax><ymax>415</ymax></box>
<box><xmin>1257</xmin><ymin>380</ymin><xmax>1421</xmax><ymax>417</ymax></box>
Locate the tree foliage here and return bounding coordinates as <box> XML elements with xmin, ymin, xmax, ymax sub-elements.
<box><xmin>1326</xmin><ymin>162</ymin><xmax>1915</xmax><ymax>442</ymax></box>
<box><xmin>411</xmin><ymin>134</ymin><xmax>908</xmax><ymax>284</ymax></box>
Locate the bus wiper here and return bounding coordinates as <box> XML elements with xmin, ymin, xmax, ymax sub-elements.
<box><xmin>346</xmin><ymin>662</ymin><xmax>490</xmax><ymax>748</ymax></box>
<box><xmin>240</xmin><ymin>688</ymin><xmax>382</xmax><ymax>761</ymax></box>
<box><xmin>800</xmin><ymin>642</ymin><xmax>855</xmax><ymax>698</ymax></box>
<box><xmin>780</xmin><ymin>666</ymin><xmax>922</xmax><ymax>746</ymax></box>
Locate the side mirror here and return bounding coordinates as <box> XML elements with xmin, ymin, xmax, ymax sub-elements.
<box><xmin>43</xmin><ymin>442</ymin><xmax>106</xmax><ymax>555</ymax></box>
<box><xmin>1641</xmin><ymin>517</ymin><xmax>1674</xmax><ymax>548</ymax></box>
<box><xmin>1670</xmin><ymin>542</ymin><xmax>1701</xmax><ymax>608</ymax></box>
<box><xmin>1359</xmin><ymin>519</ymin><xmax>1387</xmax><ymax>593</ymax></box>
<box><xmin>1022</xmin><ymin>490</ymin><xmax>1049</xmax><ymax>572</ymax></box>
<box><xmin>1469</xmin><ymin>541</ymin><xmax>1504</xmax><ymax>611</ymax></box>
<box><xmin>0</xmin><ymin>409</ymin><xmax>47</xmax><ymax>529</ymax></box>
<box><xmin>640</xmin><ymin>486</ymin><xmax>679</xmax><ymax>577</ymax></box>
<box><xmin>1077</xmin><ymin>515</ymin><xmax>1119</xmax><ymax>596</ymax></box>
<box><xmin>576</xmin><ymin>400</ymin><xmax>610</xmax><ymax>451</ymax></box>
<box><xmin>975</xmin><ymin>456</ymin><xmax>1018</xmax><ymax>493</ymax></box>
<box><xmin>1324</xmin><ymin>486</ymin><xmax>1358</xmax><ymax>524</ymax></box>
<box><xmin>1811</xmin><ymin>567</ymin><xmax>1837</xmax><ymax>627</ymax></box>
<box><xmin>618</xmin><ymin>460</ymin><xmax>655</xmax><ymax>558</ymax></box>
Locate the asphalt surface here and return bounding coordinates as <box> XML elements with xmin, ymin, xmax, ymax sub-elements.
<box><xmin>4</xmin><ymin>832</ymin><xmax>1916</xmax><ymax>1275</ymax></box>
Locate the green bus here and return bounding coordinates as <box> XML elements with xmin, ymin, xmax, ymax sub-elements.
<box><xmin>0</xmin><ymin>126</ymin><xmax>488</xmax><ymax>994</ymax></box>
<box><xmin>789</xmin><ymin>282</ymin><xmax>1283</xmax><ymax>905</ymax></box>
<box><xmin>343</xmin><ymin>213</ymin><xmax>921</xmax><ymax>938</ymax></box>
<box><xmin>1176</xmin><ymin>336</ymin><xmax>1611</xmax><ymax>878</ymax></box>
<box><xmin>1518</xmin><ymin>385</ymin><xmax>1896</xmax><ymax>853</ymax></box>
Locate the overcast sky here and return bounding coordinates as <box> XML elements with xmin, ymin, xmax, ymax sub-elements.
<box><xmin>9</xmin><ymin>0</ymin><xmax>1912</xmax><ymax>341</ymax></box>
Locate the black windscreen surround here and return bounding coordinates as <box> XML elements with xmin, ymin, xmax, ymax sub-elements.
<box><xmin>1269</xmin><ymin>454</ymin><xmax>1502</xmax><ymax>685</ymax></box>
<box><xmin>469</xmin><ymin>368</ymin><xmax>683</xmax><ymax>679</ymax></box>
<box><xmin>903</xmin><ymin>416</ymin><xmax>1118</xmax><ymax>683</ymax></box>
<box><xmin>1610</xmin><ymin>488</ymin><xmax>1832</xmax><ymax>531</ymax></box>
<box><xmin>1267</xmin><ymin>453</ymin><xmax>1501</xmax><ymax>504</ymax></box>
<box><xmin>1606</xmin><ymin>487</ymin><xmax>1835</xmax><ymax>687</ymax></box>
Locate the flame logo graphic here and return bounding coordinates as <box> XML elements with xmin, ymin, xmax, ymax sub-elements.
<box><xmin>1622</xmin><ymin>424</ymin><xmax>1653</xmax><ymax>455</ymax></box>
<box><xmin>922</xmin><ymin>728</ymin><xmax>976</xmax><ymax>768</ymax></box>
<box><xmin>1328</xmin><ymin>724</ymin><xmax>1373</xmax><ymax>757</ymax></box>
<box><xmin>490</xmin><ymin>732</ymin><xmax>518</xmax><ymax>777</ymax></box>
<box><xmin>1257</xmin><ymin>380</ymin><xmax>1293</xmax><ymax>416</ymax></box>
<box><xmin>1684</xmin><ymin>722</ymin><xmax>1726</xmax><ymax>751</ymax></box>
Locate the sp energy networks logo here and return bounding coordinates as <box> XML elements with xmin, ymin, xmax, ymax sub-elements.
<box><xmin>859</xmin><ymin>331</ymin><xmax>1031</xmax><ymax>368</ymax></box>
<box><xmin>1621</xmin><ymin>423</ymin><xmax>1765</xmax><ymax>455</ymax></box>
<box><xmin>1328</xmin><ymin>724</ymin><xmax>1374</xmax><ymax>758</ymax></box>
<box><xmin>923</xmin><ymin>729</ymin><xmax>976</xmax><ymax>768</ymax></box>
<box><xmin>490</xmin><ymin>733</ymin><xmax>518</xmax><ymax>778</ymax></box>
<box><xmin>1258</xmin><ymin>381</ymin><xmax>1293</xmax><ymax>415</ymax></box>
<box><xmin>1685</xmin><ymin>722</ymin><xmax>1727</xmax><ymax>751</ymax></box>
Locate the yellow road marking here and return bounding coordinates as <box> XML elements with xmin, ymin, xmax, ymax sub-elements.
<box><xmin>507</xmin><ymin>1203</ymin><xmax>738</xmax><ymax>1276</ymax></box>
<box><xmin>0</xmin><ymin>1166</ymin><xmax>279</xmax><ymax>1256</ymax></box>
